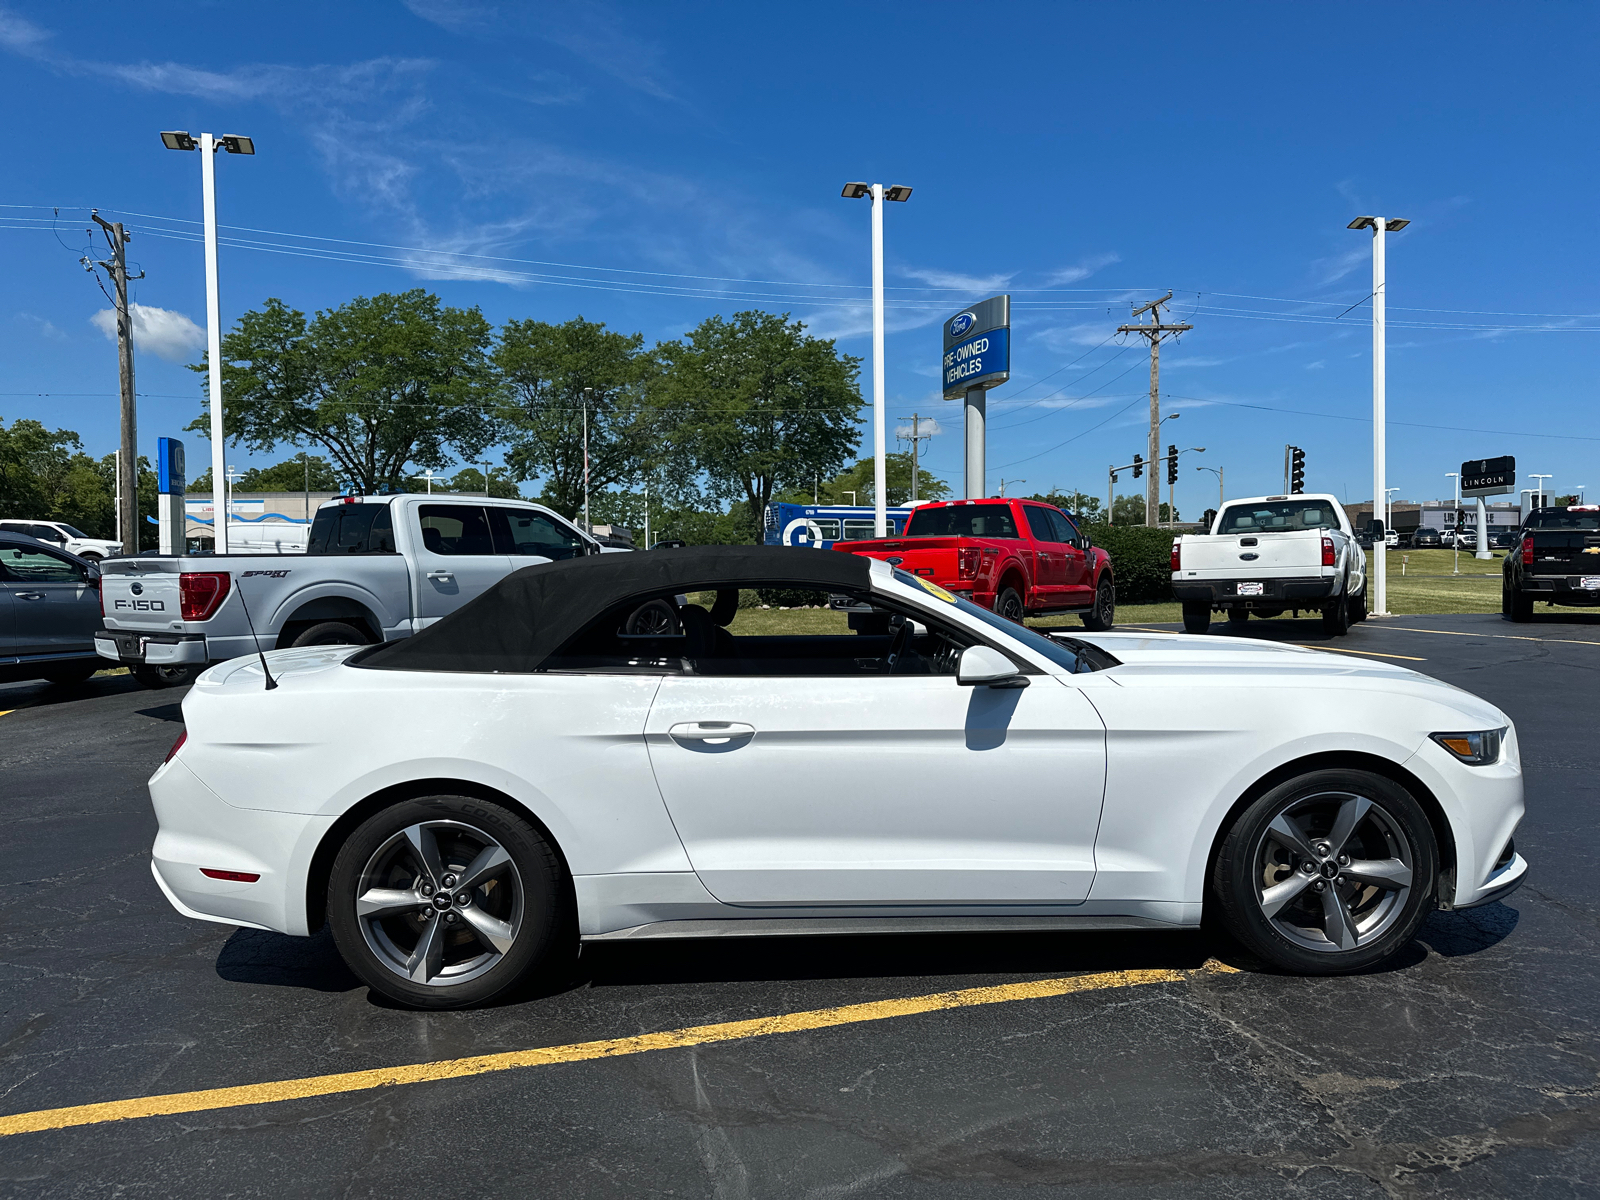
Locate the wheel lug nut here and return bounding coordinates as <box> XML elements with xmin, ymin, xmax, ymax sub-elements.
<box><xmin>1338</xmin><ymin>854</ymin><xmax>1350</xmax><ymax>866</ymax></box>
<box><xmin>456</xmin><ymin>892</ymin><xmax>471</xmax><ymax>907</ymax></box>
<box><xmin>445</xmin><ymin>913</ymin><xmax>457</xmax><ymax>924</ymax></box>
<box><xmin>419</xmin><ymin>909</ymin><xmax>432</xmax><ymax>921</ymax></box>
<box><xmin>1313</xmin><ymin>881</ymin><xmax>1326</xmax><ymax>892</ymax></box>
<box><xmin>1300</xmin><ymin>861</ymin><xmax>1316</xmax><ymax>874</ymax></box>
<box><xmin>420</xmin><ymin>882</ymin><xmax>434</xmax><ymax>897</ymax></box>
<box><xmin>442</xmin><ymin>873</ymin><xmax>458</xmax><ymax>889</ymax></box>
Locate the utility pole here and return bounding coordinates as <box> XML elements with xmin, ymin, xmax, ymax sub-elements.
<box><xmin>900</xmin><ymin>414</ymin><xmax>936</xmax><ymax>504</ymax></box>
<box><xmin>1118</xmin><ymin>293</ymin><xmax>1191</xmax><ymax>528</ymax></box>
<box><xmin>581</xmin><ymin>387</ymin><xmax>592</xmax><ymax>533</ymax></box>
<box><xmin>479</xmin><ymin>459</ymin><xmax>493</xmax><ymax>497</ymax></box>
<box><xmin>91</xmin><ymin>212</ymin><xmax>142</xmax><ymax>554</ymax></box>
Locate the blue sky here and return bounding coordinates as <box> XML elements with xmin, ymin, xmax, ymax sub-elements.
<box><xmin>2</xmin><ymin>2</ymin><xmax>1597</xmax><ymax>511</ymax></box>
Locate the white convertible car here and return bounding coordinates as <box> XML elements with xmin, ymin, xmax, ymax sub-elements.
<box><xmin>149</xmin><ymin>546</ymin><xmax>1527</xmax><ymax>1008</ymax></box>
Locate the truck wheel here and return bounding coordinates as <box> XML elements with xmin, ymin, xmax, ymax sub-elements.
<box><xmin>1212</xmin><ymin>768</ymin><xmax>1437</xmax><ymax>975</ymax></box>
<box><xmin>327</xmin><ymin>794</ymin><xmax>572</xmax><ymax>1010</ymax></box>
<box><xmin>132</xmin><ymin>664</ymin><xmax>203</xmax><ymax>689</ymax></box>
<box><xmin>1181</xmin><ymin>601</ymin><xmax>1210</xmax><ymax>634</ymax></box>
<box><xmin>1350</xmin><ymin>588</ymin><xmax>1368</xmax><ymax>623</ymax></box>
<box><xmin>1321</xmin><ymin>598</ymin><xmax>1350</xmax><ymax>637</ymax></box>
<box><xmin>994</xmin><ymin>587</ymin><xmax>1025</xmax><ymax>623</ymax></box>
<box><xmin>1227</xmin><ymin>608</ymin><xmax>1249</xmax><ymax>625</ymax></box>
<box><xmin>291</xmin><ymin>621</ymin><xmax>371</xmax><ymax>648</ymax></box>
<box><xmin>1081</xmin><ymin>579</ymin><xmax>1116</xmax><ymax>631</ymax></box>
<box><xmin>1508</xmin><ymin>585</ymin><xmax>1533</xmax><ymax>623</ymax></box>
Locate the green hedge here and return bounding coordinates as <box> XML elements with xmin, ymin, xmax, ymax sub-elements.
<box><xmin>1081</xmin><ymin>523</ymin><xmax>1176</xmax><ymax>605</ymax></box>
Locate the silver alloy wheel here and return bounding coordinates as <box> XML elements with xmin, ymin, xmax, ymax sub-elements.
<box><xmin>1251</xmin><ymin>791</ymin><xmax>1415</xmax><ymax>953</ymax></box>
<box><xmin>355</xmin><ymin>820</ymin><xmax>524</xmax><ymax>987</ymax></box>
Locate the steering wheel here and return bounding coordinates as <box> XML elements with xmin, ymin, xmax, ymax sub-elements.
<box><xmin>884</xmin><ymin>616</ymin><xmax>913</xmax><ymax>673</ymax></box>
<box><xmin>625</xmin><ymin>599</ymin><xmax>680</xmax><ymax>637</ymax></box>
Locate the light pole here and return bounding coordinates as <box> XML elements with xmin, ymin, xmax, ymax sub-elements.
<box><xmin>414</xmin><ymin>468</ymin><xmax>440</xmax><ymax>494</ymax></box>
<box><xmin>1196</xmin><ymin>464</ymin><xmax>1224</xmax><ymax>512</ymax></box>
<box><xmin>1156</xmin><ymin>413</ymin><xmax>1181</xmax><ymax>527</ymax></box>
<box><xmin>1348</xmin><ymin>215</ymin><xmax>1409</xmax><ymax>615</ymax></box>
<box><xmin>1445</xmin><ymin>472</ymin><xmax>1461</xmax><ymax>574</ymax></box>
<box><xmin>1530</xmin><ymin>473</ymin><xmax>1553</xmax><ymax>509</ymax></box>
<box><xmin>1385</xmin><ymin>487</ymin><xmax>1400</xmax><ymax>548</ymax></box>
<box><xmin>842</xmin><ymin>182</ymin><xmax>912</xmax><ymax>536</ymax></box>
<box><xmin>581</xmin><ymin>387</ymin><xmax>592</xmax><ymax>532</ymax></box>
<box><xmin>224</xmin><ymin>463</ymin><xmax>243</xmax><ymax>546</ymax></box>
<box><xmin>162</xmin><ymin>130</ymin><xmax>254</xmax><ymax>554</ymax></box>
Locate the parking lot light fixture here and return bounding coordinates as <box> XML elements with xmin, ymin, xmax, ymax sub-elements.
<box><xmin>1348</xmin><ymin>214</ymin><xmax>1408</xmax><ymax>615</ymax></box>
<box><xmin>162</xmin><ymin>129</ymin><xmax>254</xmax><ymax>553</ymax></box>
<box><xmin>841</xmin><ymin>181</ymin><xmax>912</xmax><ymax>537</ymax></box>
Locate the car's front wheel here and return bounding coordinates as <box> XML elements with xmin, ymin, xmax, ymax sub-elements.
<box><xmin>1082</xmin><ymin>578</ymin><xmax>1116</xmax><ymax>631</ymax></box>
<box><xmin>328</xmin><ymin>795</ymin><xmax>570</xmax><ymax>1009</ymax></box>
<box><xmin>1213</xmin><ymin>769</ymin><xmax>1437</xmax><ymax>974</ymax></box>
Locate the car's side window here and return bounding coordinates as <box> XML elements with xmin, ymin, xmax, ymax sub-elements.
<box><xmin>490</xmin><ymin>509</ymin><xmax>586</xmax><ymax>559</ymax></box>
<box><xmin>418</xmin><ymin>505</ymin><xmax>495</xmax><ymax>555</ymax></box>
<box><xmin>1024</xmin><ymin>507</ymin><xmax>1058</xmax><ymax>542</ymax></box>
<box><xmin>0</xmin><ymin>546</ymin><xmax>86</xmax><ymax>583</ymax></box>
<box><xmin>1048</xmin><ymin>510</ymin><xmax>1080</xmax><ymax>547</ymax></box>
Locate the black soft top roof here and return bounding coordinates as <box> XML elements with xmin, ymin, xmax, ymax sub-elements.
<box><xmin>352</xmin><ymin>544</ymin><xmax>874</xmax><ymax>674</ymax></box>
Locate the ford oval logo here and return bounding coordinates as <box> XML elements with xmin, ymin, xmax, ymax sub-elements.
<box><xmin>130</xmin><ymin>582</ymin><xmax>143</xmax><ymax>595</ymax></box>
<box><xmin>948</xmin><ymin>311</ymin><xmax>976</xmax><ymax>338</ymax></box>
<box><xmin>1239</xmin><ymin>552</ymin><xmax>1259</xmax><ymax>561</ymax></box>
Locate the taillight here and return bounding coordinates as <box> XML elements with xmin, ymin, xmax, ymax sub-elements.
<box><xmin>164</xmin><ymin>730</ymin><xmax>187</xmax><ymax>763</ymax></box>
<box><xmin>1322</xmin><ymin>536</ymin><xmax>1335</xmax><ymax>567</ymax></box>
<box><xmin>1521</xmin><ymin>535</ymin><xmax>1534</xmax><ymax>565</ymax></box>
<box><xmin>179</xmin><ymin>571</ymin><xmax>231</xmax><ymax>621</ymax></box>
<box><xmin>97</xmin><ymin>578</ymin><xmax>105</xmax><ymax>617</ymax></box>
<box><xmin>958</xmin><ymin>547</ymin><xmax>980</xmax><ymax>580</ymax></box>
<box><xmin>1170</xmin><ymin>540</ymin><xmax>1181</xmax><ymax>571</ymax></box>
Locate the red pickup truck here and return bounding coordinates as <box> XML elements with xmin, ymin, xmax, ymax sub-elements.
<box><xmin>833</xmin><ymin>498</ymin><xmax>1116</xmax><ymax>628</ymax></box>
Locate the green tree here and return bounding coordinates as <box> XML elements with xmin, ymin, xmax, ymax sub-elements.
<box><xmin>0</xmin><ymin>417</ymin><xmax>123</xmax><ymax>540</ymax></box>
<box><xmin>1027</xmin><ymin>489</ymin><xmax>1103</xmax><ymax>522</ymax></box>
<box><xmin>193</xmin><ymin>454</ymin><xmax>341</xmax><ymax>494</ymax></box>
<box><xmin>190</xmin><ymin>291</ymin><xmax>498</xmax><ymax>494</ymax></box>
<box><xmin>807</xmin><ymin>452</ymin><xmax>950</xmax><ymax>507</ymax></box>
<box><xmin>495</xmin><ymin>316</ymin><xmax>657</xmax><ymax>519</ymax></box>
<box><xmin>657</xmin><ymin>312</ymin><xmax>861</xmax><ymax>543</ymax></box>
<box><xmin>445</xmin><ymin>466</ymin><xmax>521</xmax><ymax>498</ymax></box>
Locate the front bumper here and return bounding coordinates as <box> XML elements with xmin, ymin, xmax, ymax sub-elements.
<box><xmin>1171</xmin><ymin>575</ymin><xmax>1339</xmax><ymax>607</ymax></box>
<box><xmin>96</xmin><ymin>631</ymin><xmax>208</xmax><ymax>665</ymax></box>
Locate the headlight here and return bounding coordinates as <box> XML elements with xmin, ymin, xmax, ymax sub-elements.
<box><xmin>1430</xmin><ymin>728</ymin><xmax>1504</xmax><ymax>766</ymax></box>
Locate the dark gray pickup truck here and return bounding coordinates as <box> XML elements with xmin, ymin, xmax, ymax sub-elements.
<box><xmin>1503</xmin><ymin>505</ymin><xmax>1600</xmax><ymax>620</ymax></box>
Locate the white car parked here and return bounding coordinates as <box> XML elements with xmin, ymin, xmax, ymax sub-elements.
<box><xmin>0</xmin><ymin>519</ymin><xmax>122</xmax><ymax>560</ymax></box>
<box><xmin>150</xmin><ymin>546</ymin><xmax>1527</xmax><ymax>1008</ymax></box>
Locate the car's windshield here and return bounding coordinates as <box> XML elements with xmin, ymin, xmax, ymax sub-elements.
<box><xmin>892</xmin><ymin>569</ymin><xmax>1098</xmax><ymax>672</ymax></box>
<box><xmin>1217</xmin><ymin>501</ymin><xmax>1340</xmax><ymax>534</ymax></box>
<box><xmin>904</xmin><ymin>504</ymin><xmax>1017</xmax><ymax>539</ymax></box>
<box><xmin>55</xmin><ymin>523</ymin><xmax>87</xmax><ymax>538</ymax></box>
<box><xmin>1527</xmin><ymin>510</ymin><xmax>1600</xmax><ymax>530</ymax></box>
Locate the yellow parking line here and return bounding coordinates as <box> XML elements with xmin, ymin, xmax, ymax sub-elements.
<box><xmin>1380</xmin><ymin>626</ymin><xmax>1600</xmax><ymax>647</ymax></box>
<box><xmin>1308</xmin><ymin>645</ymin><xmax>1426</xmax><ymax>662</ymax></box>
<box><xmin>0</xmin><ymin>962</ymin><xmax>1236</xmax><ymax>1139</ymax></box>
<box><xmin>0</xmin><ymin>710</ymin><xmax>12</xmax><ymax>719</ymax></box>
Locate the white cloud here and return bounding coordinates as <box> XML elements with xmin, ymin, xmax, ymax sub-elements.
<box><xmin>1305</xmin><ymin>360</ymin><xmax>1326</xmax><ymax>370</ymax></box>
<box><xmin>90</xmin><ymin>304</ymin><xmax>205</xmax><ymax>363</ymax></box>
<box><xmin>1036</xmin><ymin>323</ymin><xmax>1119</xmax><ymax>352</ymax></box>
<box><xmin>896</xmin><ymin>417</ymin><xmax>943</xmax><ymax>439</ymax></box>
<box><xmin>15</xmin><ymin>312</ymin><xmax>65</xmax><ymax>340</ymax></box>
<box><xmin>900</xmin><ymin>267</ymin><xmax>1015</xmax><ymax>294</ymax></box>
<box><xmin>1040</xmin><ymin>254</ymin><xmax>1120</xmax><ymax>286</ymax></box>
<box><xmin>1311</xmin><ymin>245</ymin><xmax>1372</xmax><ymax>287</ymax></box>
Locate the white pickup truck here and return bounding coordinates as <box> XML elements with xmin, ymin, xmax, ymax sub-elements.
<box><xmin>1170</xmin><ymin>493</ymin><xmax>1367</xmax><ymax>636</ymax></box>
<box><xmin>95</xmin><ymin>493</ymin><xmax>611</xmax><ymax>687</ymax></box>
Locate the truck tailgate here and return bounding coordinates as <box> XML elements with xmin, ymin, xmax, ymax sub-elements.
<box><xmin>1527</xmin><ymin>529</ymin><xmax>1600</xmax><ymax>577</ymax></box>
<box><xmin>833</xmin><ymin>537</ymin><xmax>965</xmax><ymax>578</ymax></box>
<box><xmin>1182</xmin><ymin>532</ymin><xmax>1323</xmax><ymax>577</ymax></box>
<box><xmin>101</xmin><ymin>567</ymin><xmax>184</xmax><ymax>629</ymax></box>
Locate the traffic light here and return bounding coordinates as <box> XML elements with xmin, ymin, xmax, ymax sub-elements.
<box><xmin>1290</xmin><ymin>446</ymin><xmax>1306</xmax><ymax>494</ymax></box>
<box><xmin>1132</xmin><ymin>453</ymin><xmax>1143</xmax><ymax>479</ymax></box>
<box><xmin>1167</xmin><ymin>444</ymin><xmax>1179</xmax><ymax>485</ymax></box>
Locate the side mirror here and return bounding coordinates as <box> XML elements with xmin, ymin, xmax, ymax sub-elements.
<box><xmin>956</xmin><ymin>645</ymin><xmax>1029</xmax><ymax>689</ymax></box>
<box><xmin>1366</xmin><ymin>519</ymin><xmax>1385</xmax><ymax>538</ymax></box>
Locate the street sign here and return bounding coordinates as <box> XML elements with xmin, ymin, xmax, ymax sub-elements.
<box><xmin>1461</xmin><ymin>455</ymin><xmax>1515</xmax><ymax>498</ymax></box>
<box><xmin>942</xmin><ymin>294</ymin><xmax>1010</xmax><ymax>399</ymax></box>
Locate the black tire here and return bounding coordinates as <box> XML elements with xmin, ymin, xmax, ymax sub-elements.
<box><xmin>1181</xmin><ymin>601</ymin><xmax>1210</xmax><ymax>634</ymax></box>
<box><xmin>290</xmin><ymin>620</ymin><xmax>371</xmax><ymax>648</ymax></box>
<box><xmin>1081</xmin><ymin>577</ymin><xmax>1116</xmax><ymax>631</ymax></box>
<box><xmin>1322</xmin><ymin>596</ymin><xmax>1351</xmax><ymax>637</ymax></box>
<box><xmin>994</xmin><ymin>586</ymin><xmax>1025</xmax><ymax>623</ymax></box>
<box><xmin>1227</xmin><ymin>608</ymin><xmax>1250</xmax><ymax>625</ymax></box>
<box><xmin>42</xmin><ymin>662</ymin><xmax>100</xmax><ymax>685</ymax></box>
<box><xmin>1506</xmin><ymin>580</ymin><xmax>1533</xmax><ymax>623</ymax></box>
<box><xmin>328</xmin><ymin>794</ymin><xmax>570</xmax><ymax>1010</ymax></box>
<box><xmin>132</xmin><ymin>663</ymin><xmax>203</xmax><ymax>689</ymax></box>
<box><xmin>1351</xmin><ymin>587</ymin><xmax>1369</xmax><ymax>623</ymax></box>
<box><xmin>1213</xmin><ymin>769</ymin><xmax>1438</xmax><ymax>974</ymax></box>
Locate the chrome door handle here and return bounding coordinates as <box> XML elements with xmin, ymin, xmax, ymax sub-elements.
<box><xmin>426</xmin><ymin>570</ymin><xmax>454</xmax><ymax>580</ymax></box>
<box><xmin>668</xmin><ymin>721</ymin><xmax>756</xmax><ymax>745</ymax></box>
<box><xmin>15</xmin><ymin>592</ymin><xmax>44</xmax><ymax>600</ymax></box>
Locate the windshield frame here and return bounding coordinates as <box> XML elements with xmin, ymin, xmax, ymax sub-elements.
<box><xmin>1215</xmin><ymin>500</ymin><xmax>1342</xmax><ymax>535</ymax></box>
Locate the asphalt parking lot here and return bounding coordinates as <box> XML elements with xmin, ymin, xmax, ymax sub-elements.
<box><xmin>4</xmin><ymin>611</ymin><xmax>1600</xmax><ymax>1198</ymax></box>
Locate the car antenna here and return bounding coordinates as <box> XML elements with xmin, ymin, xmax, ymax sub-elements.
<box><xmin>234</xmin><ymin>583</ymin><xmax>278</xmax><ymax>690</ymax></box>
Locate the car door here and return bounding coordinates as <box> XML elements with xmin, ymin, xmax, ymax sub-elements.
<box><xmin>1022</xmin><ymin>506</ymin><xmax>1068</xmax><ymax>606</ymax></box>
<box><xmin>1051</xmin><ymin>510</ymin><xmax>1094</xmax><ymax>607</ymax></box>
<box><xmin>489</xmin><ymin>508</ymin><xmax>586</xmax><ymax>562</ymax></box>
<box><xmin>0</xmin><ymin>543</ymin><xmax>98</xmax><ymax>656</ymax></box>
<box><xmin>644</xmin><ymin>612</ymin><xmax>1107</xmax><ymax>906</ymax></box>
<box><xmin>0</xmin><ymin>583</ymin><xmax>15</xmax><ymax>660</ymax></box>
<box><xmin>413</xmin><ymin>503</ymin><xmax>515</xmax><ymax>628</ymax></box>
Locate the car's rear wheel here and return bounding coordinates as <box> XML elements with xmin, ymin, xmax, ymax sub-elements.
<box><xmin>1506</xmin><ymin>580</ymin><xmax>1533</xmax><ymax>623</ymax></box>
<box><xmin>1350</xmin><ymin>587</ymin><xmax>1369</xmax><ymax>623</ymax></box>
<box><xmin>328</xmin><ymin>795</ymin><xmax>569</xmax><ymax>1009</ymax></box>
<box><xmin>1213</xmin><ymin>769</ymin><xmax>1437</xmax><ymax>974</ymax></box>
<box><xmin>994</xmin><ymin>586</ymin><xmax>1025</xmax><ymax>623</ymax></box>
<box><xmin>291</xmin><ymin>620</ymin><xmax>371</xmax><ymax>648</ymax></box>
<box><xmin>1181</xmin><ymin>601</ymin><xmax>1210</xmax><ymax>634</ymax></box>
<box><xmin>1081</xmin><ymin>578</ymin><xmax>1116</xmax><ymax>631</ymax></box>
<box><xmin>131</xmin><ymin>663</ymin><xmax>203</xmax><ymax>689</ymax></box>
<box><xmin>1322</xmin><ymin>596</ymin><xmax>1351</xmax><ymax>637</ymax></box>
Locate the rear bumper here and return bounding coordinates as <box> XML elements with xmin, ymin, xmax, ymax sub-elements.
<box><xmin>1171</xmin><ymin>575</ymin><xmax>1339</xmax><ymax>606</ymax></box>
<box><xmin>96</xmin><ymin>631</ymin><xmax>209</xmax><ymax>665</ymax></box>
<box><xmin>1518</xmin><ymin>576</ymin><xmax>1600</xmax><ymax>605</ymax></box>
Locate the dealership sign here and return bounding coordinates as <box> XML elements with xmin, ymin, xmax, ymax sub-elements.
<box><xmin>942</xmin><ymin>294</ymin><xmax>1010</xmax><ymax>399</ymax></box>
<box><xmin>1461</xmin><ymin>455</ymin><xmax>1515</xmax><ymax>498</ymax></box>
